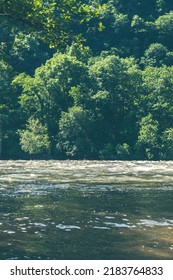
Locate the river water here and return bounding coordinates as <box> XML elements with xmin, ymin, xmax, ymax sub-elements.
<box><xmin>0</xmin><ymin>160</ymin><xmax>173</xmax><ymax>260</ymax></box>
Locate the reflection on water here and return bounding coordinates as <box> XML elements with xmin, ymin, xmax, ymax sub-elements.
<box><xmin>0</xmin><ymin>160</ymin><xmax>173</xmax><ymax>260</ymax></box>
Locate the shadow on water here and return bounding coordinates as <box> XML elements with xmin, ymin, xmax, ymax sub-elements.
<box><xmin>0</xmin><ymin>160</ymin><xmax>173</xmax><ymax>259</ymax></box>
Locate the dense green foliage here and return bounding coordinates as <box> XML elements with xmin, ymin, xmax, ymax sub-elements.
<box><xmin>1</xmin><ymin>0</ymin><xmax>173</xmax><ymax>159</ymax></box>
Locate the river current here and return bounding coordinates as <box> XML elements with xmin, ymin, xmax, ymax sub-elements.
<box><xmin>0</xmin><ymin>160</ymin><xmax>173</xmax><ymax>259</ymax></box>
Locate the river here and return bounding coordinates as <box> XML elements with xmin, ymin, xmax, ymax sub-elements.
<box><xmin>0</xmin><ymin>160</ymin><xmax>173</xmax><ymax>260</ymax></box>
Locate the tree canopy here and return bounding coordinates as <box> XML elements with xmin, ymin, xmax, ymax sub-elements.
<box><xmin>1</xmin><ymin>0</ymin><xmax>173</xmax><ymax>160</ymax></box>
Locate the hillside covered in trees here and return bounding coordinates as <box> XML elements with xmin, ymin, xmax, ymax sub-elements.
<box><xmin>1</xmin><ymin>0</ymin><xmax>173</xmax><ymax>160</ymax></box>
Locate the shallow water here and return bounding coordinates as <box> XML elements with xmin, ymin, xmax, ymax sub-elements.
<box><xmin>0</xmin><ymin>160</ymin><xmax>173</xmax><ymax>260</ymax></box>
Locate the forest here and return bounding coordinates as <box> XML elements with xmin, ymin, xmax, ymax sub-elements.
<box><xmin>1</xmin><ymin>0</ymin><xmax>173</xmax><ymax>160</ymax></box>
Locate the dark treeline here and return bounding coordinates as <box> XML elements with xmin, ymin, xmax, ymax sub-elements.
<box><xmin>1</xmin><ymin>0</ymin><xmax>173</xmax><ymax>160</ymax></box>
